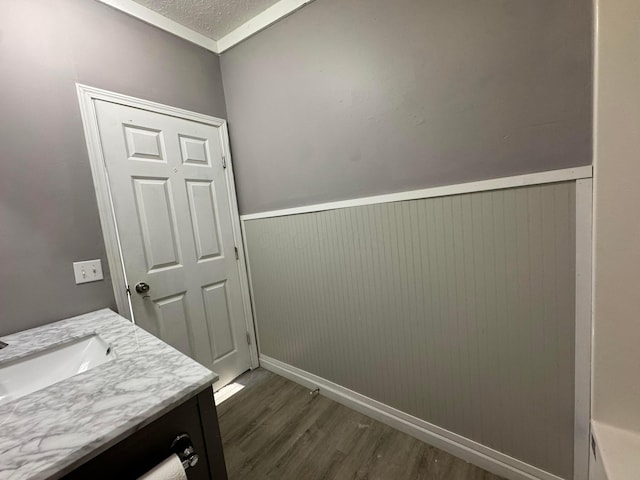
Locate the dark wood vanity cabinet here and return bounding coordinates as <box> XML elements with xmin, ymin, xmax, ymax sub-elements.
<box><xmin>62</xmin><ymin>389</ymin><xmax>227</xmax><ymax>480</ymax></box>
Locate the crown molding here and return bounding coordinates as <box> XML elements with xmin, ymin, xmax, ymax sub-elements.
<box><xmin>97</xmin><ymin>0</ymin><xmax>315</xmax><ymax>54</ymax></box>
<box><xmin>216</xmin><ymin>0</ymin><xmax>314</xmax><ymax>52</ymax></box>
<box><xmin>97</xmin><ymin>0</ymin><xmax>219</xmax><ymax>52</ymax></box>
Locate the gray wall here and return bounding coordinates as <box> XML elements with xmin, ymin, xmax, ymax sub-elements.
<box><xmin>221</xmin><ymin>0</ymin><xmax>592</xmax><ymax>215</ymax></box>
<box><xmin>0</xmin><ymin>0</ymin><xmax>227</xmax><ymax>336</ymax></box>
<box><xmin>244</xmin><ymin>182</ymin><xmax>577</xmax><ymax>478</ymax></box>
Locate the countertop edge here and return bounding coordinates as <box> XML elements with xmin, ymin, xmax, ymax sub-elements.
<box><xmin>45</xmin><ymin>375</ymin><xmax>216</xmax><ymax>480</ymax></box>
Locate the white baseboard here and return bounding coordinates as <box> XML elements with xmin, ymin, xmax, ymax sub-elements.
<box><xmin>260</xmin><ymin>354</ymin><xmax>564</xmax><ymax>480</ymax></box>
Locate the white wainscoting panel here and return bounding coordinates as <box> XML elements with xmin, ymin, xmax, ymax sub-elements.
<box><xmin>244</xmin><ymin>182</ymin><xmax>576</xmax><ymax>479</ymax></box>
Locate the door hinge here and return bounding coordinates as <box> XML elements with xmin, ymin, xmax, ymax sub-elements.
<box><xmin>234</xmin><ymin>246</ymin><xmax>239</xmax><ymax>260</ymax></box>
<box><xmin>222</xmin><ymin>155</ymin><xmax>227</xmax><ymax>169</ymax></box>
<box><xmin>246</xmin><ymin>331</ymin><xmax>252</xmax><ymax>345</ymax></box>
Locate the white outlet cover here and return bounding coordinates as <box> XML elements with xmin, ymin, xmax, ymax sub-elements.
<box><xmin>73</xmin><ymin>259</ymin><xmax>104</xmax><ymax>284</ymax></box>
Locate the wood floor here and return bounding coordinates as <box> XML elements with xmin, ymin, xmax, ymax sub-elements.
<box><xmin>218</xmin><ymin>368</ymin><xmax>504</xmax><ymax>480</ymax></box>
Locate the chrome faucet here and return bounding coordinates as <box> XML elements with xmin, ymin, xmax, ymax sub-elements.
<box><xmin>0</xmin><ymin>341</ymin><xmax>8</xmax><ymax>349</ymax></box>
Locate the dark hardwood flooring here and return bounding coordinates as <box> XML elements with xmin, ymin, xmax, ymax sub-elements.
<box><xmin>218</xmin><ymin>368</ymin><xmax>504</xmax><ymax>480</ymax></box>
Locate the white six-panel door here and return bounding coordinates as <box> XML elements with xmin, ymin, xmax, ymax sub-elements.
<box><xmin>94</xmin><ymin>99</ymin><xmax>251</xmax><ymax>389</ymax></box>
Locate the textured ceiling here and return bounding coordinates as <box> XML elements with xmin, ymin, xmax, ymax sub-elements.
<box><xmin>131</xmin><ymin>0</ymin><xmax>282</xmax><ymax>40</ymax></box>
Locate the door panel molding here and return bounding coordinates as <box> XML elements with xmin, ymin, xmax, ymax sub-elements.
<box><xmin>132</xmin><ymin>176</ymin><xmax>182</xmax><ymax>272</ymax></box>
<box><xmin>76</xmin><ymin>83</ymin><xmax>259</xmax><ymax>369</ymax></box>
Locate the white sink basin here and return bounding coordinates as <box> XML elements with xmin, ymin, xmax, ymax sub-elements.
<box><xmin>0</xmin><ymin>335</ymin><xmax>116</xmax><ymax>406</ymax></box>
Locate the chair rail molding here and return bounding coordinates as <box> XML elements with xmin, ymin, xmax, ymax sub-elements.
<box><xmin>240</xmin><ymin>166</ymin><xmax>593</xmax><ymax>221</ymax></box>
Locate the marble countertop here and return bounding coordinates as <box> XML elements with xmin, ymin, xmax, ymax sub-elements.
<box><xmin>0</xmin><ymin>309</ymin><xmax>217</xmax><ymax>480</ymax></box>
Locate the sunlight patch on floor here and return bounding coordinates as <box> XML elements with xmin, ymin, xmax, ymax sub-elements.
<box><xmin>214</xmin><ymin>382</ymin><xmax>246</xmax><ymax>405</ymax></box>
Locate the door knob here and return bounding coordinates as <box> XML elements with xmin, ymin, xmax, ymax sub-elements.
<box><xmin>135</xmin><ymin>282</ymin><xmax>150</xmax><ymax>294</ymax></box>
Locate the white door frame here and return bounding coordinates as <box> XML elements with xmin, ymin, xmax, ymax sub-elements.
<box><xmin>76</xmin><ymin>83</ymin><xmax>259</xmax><ymax>369</ymax></box>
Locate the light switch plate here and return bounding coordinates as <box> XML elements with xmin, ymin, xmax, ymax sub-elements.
<box><xmin>73</xmin><ymin>259</ymin><xmax>104</xmax><ymax>284</ymax></box>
